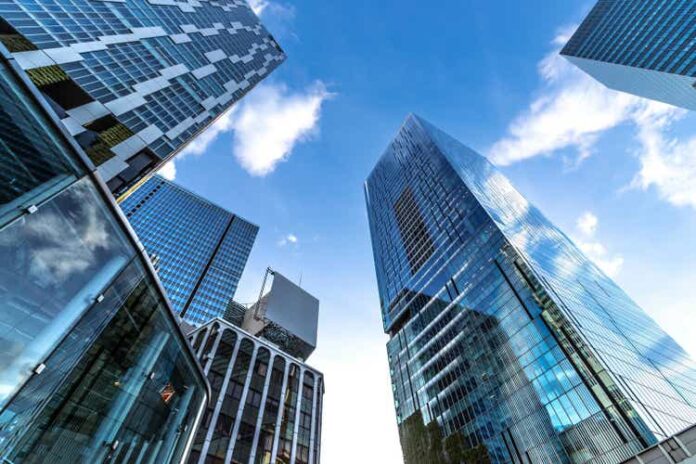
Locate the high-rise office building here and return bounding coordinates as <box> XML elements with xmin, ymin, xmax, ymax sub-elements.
<box><xmin>561</xmin><ymin>0</ymin><xmax>696</xmax><ymax>111</ymax></box>
<box><xmin>186</xmin><ymin>271</ymin><xmax>324</xmax><ymax>464</ymax></box>
<box><xmin>0</xmin><ymin>46</ymin><xmax>208</xmax><ymax>463</ymax></box>
<box><xmin>365</xmin><ymin>114</ymin><xmax>696</xmax><ymax>463</ymax></box>
<box><xmin>0</xmin><ymin>0</ymin><xmax>285</xmax><ymax>196</ymax></box>
<box><xmin>120</xmin><ymin>175</ymin><xmax>258</xmax><ymax>326</ymax></box>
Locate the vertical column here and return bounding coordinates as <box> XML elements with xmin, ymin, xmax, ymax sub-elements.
<box><xmin>198</xmin><ymin>323</ymin><xmax>222</xmax><ymax>372</ymax></box>
<box><xmin>229</xmin><ymin>346</ymin><xmax>271</xmax><ymax>463</ymax></box>
<box><xmin>315</xmin><ymin>380</ymin><xmax>323</xmax><ymax>464</ymax></box>
<box><xmin>269</xmin><ymin>361</ymin><xmax>291</xmax><ymax>464</ymax></box>
<box><xmin>248</xmin><ymin>353</ymin><xmax>276</xmax><ymax>463</ymax></box>
<box><xmin>196</xmin><ymin>332</ymin><xmax>241</xmax><ymax>463</ymax></box>
<box><xmin>225</xmin><ymin>341</ymin><xmax>259</xmax><ymax>461</ymax></box>
<box><xmin>308</xmin><ymin>375</ymin><xmax>319</xmax><ymax>464</ymax></box>
<box><xmin>203</xmin><ymin>328</ymin><xmax>224</xmax><ymax>374</ymax></box>
<box><xmin>289</xmin><ymin>368</ymin><xmax>306</xmax><ymax>464</ymax></box>
<box><xmin>195</xmin><ymin>326</ymin><xmax>210</xmax><ymax>358</ymax></box>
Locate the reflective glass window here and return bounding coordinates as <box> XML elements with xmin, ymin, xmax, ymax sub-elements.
<box><xmin>207</xmin><ymin>338</ymin><xmax>253</xmax><ymax>461</ymax></box>
<box><xmin>0</xmin><ymin>176</ymin><xmax>133</xmax><ymax>409</ymax></box>
<box><xmin>0</xmin><ymin>59</ymin><xmax>80</xmax><ymax>225</ymax></box>
<box><xmin>0</xmin><ymin>257</ymin><xmax>206</xmax><ymax>464</ymax></box>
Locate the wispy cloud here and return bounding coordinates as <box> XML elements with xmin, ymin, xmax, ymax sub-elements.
<box><xmin>489</xmin><ymin>26</ymin><xmax>696</xmax><ymax>210</ymax></box>
<box><xmin>165</xmin><ymin>81</ymin><xmax>330</xmax><ymax>180</ymax></box>
<box><xmin>576</xmin><ymin>211</ymin><xmax>598</xmax><ymax>236</ymax></box>
<box><xmin>488</xmin><ymin>26</ymin><xmax>638</xmax><ymax>166</ymax></box>
<box><xmin>573</xmin><ymin>211</ymin><xmax>623</xmax><ymax>277</ymax></box>
<box><xmin>630</xmin><ymin>105</ymin><xmax>696</xmax><ymax>209</ymax></box>
<box><xmin>277</xmin><ymin>233</ymin><xmax>298</xmax><ymax>247</ymax></box>
<box><xmin>247</xmin><ymin>0</ymin><xmax>296</xmax><ymax>29</ymax></box>
<box><xmin>247</xmin><ymin>0</ymin><xmax>269</xmax><ymax>15</ymax></box>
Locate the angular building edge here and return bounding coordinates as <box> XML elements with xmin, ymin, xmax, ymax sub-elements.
<box><xmin>365</xmin><ymin>113</ymin><xmax>696</xmax><ymax>463</ymax></box>
<box><xmin>0</xmin><ymin>43</ymin><xmax>211</xmax><ymax>462</ymax></box>
<box><xmin>185</xmin><ymin>317</ymin><xmax>325</xmax><ymax>464</ymax></box>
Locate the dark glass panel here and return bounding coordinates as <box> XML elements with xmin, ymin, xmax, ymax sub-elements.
<box><xmin>254</xmin><ymin>357</ymin><xmax>285</xmax><ymax>464</ymax></box>
<box><xmin>275</xmin><ymin>364</ymin><xmax>300</xmax><ymax>464</ymax></box>
<box><xmin>231</xmin><ymin>348</ymin><xmax>270</xmax><ymax>463</ymax></box>
<box><xmin>0</xmin><ymin>60</ymin><xmax>79</xmax><ymax>224</ymax></box>
<box><xmin>190</xmin><ymin>330</ymin><xmax>237</xmax><ymax>460</ymax></box>
<box><xmin>206</xmin><ymin>338</ymin><xmax>253</xmax><ymax>462</ymax></box>
<box><xmin>295</xmin><ymin>373</ymin><xmax>314</xmax><ymax>464</ymax></box>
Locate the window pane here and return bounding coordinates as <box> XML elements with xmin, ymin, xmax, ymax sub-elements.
<box><xmin>0</xmin><ymin>176</ymin><xmax>134</xmax><ymax>408</ymax></box>
<box><xmin>0</xmin><ymin>61</ymin><xmax>80</xmax><ymax>224</ymax></box>
<box><xmin>0</xmin><ymin>259</ymin><xmax>206</xmax><ymax>463</ymax></box>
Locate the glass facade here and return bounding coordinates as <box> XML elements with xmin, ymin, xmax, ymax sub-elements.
<box><xmin>0</xmin><ymin>48</ymin><xmax>207</xmax><ymax>463</ymax></box>
<box><xmin>0</xmin><ymin>0</ymin><xmax>285</xmax><ymax>196</ymax></box>
<box><xmin>364</xmin><ymin>114</ymin><xmax>696</xmax><ymax>463</ymax></box>
<box><xmin>561</xmin><ymin>0</ymin><xmax>696</xmax><ymax>111</ymax></box>
<box><xmin>120</xmin><ymin>175</ymin><xmax>258</xmax><ymax>325</ymax></box>
<box><xmin>186</xmin><ymin>319</ymin><xmax>324</xmax><ymax>464</ymax></box>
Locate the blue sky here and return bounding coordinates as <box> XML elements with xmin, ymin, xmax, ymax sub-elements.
<box><xmin>161</xmin><ymin>1</ymin><xmax>696</xmax><ymax>462</ymax></box>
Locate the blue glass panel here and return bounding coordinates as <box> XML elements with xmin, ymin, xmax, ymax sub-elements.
<box><xmin>120</xmin><ymin>175</ymin><xmax>257</xmax><ymax>325</ymax></box>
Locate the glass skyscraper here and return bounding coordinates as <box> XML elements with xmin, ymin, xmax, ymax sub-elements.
<box><xmin>0</xmin><ymin>0</ymin><xmax>285</xmax><ymax>196</ymax></box>
<box><xmin>120</xmin><ymin>176</ymin><xmax>259</xmax><ymax>325</ymax></box>
<box><xmin>365</xmin><ymin>114</ymin><xmax>696</xmax><ymax>463</ymax></box>
<box><xmin>0</xmin><ymin>45</ymin><xmax>208</xmax><ymax>463</ymax></box>
<box><xmin>561</xmin><ymin>0</ymin><xmax>696</xmax><ymax>111</ymax></box>
<box><xmin>120</xmin><ymin>175</ymin><xmax>258</xmax><ymax>326</ymax></box>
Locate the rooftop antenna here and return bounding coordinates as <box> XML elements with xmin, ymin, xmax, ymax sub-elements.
<box><xmin>253</xmin><ymin>267</ymin><xmax>274</xmax><ymax>321</ymax></box>
<box><xmin>298</xmin><ymin>271</ymin><xmax>303</xmax><ymax>288</ymax></box>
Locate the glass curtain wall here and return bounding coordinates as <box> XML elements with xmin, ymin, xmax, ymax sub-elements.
<box><xmin>0</xmin><ymin>51</ymin><xmax>207</xmax><ymax>464</ymax></box>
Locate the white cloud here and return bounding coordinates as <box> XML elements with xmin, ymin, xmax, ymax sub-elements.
<box><xmin>247</xmin><ymin>0</ymin><xmax>269</xmax><ymax>15</ymax></box>
<box><xmin>0</xmin><ymin>181</ymin><xmax>115</xmax><ymax>283</ymax></box>
<box><xmin>630</xmin><ymin>104</ymin><xmax>696</xmax><ymax>209</ymax></box>
<box><xmin>158</xmin><ymin>160</ymin><xmax>177</xmax><ymax>180</ymax></box>
<box><xmin>577</xmin><ymin>241</ymin><xmax>624</xmax><ymax>278</ymax></box>
<box><xmin>488</xmin><ymin>27</ymin><xmax>638</xmax><ymax>166</ymax></box>
<box><xmin>168</xmin><ymin>81</ymin><xmax>330</xmax><ymax>178</ymax></box>
<box><xmin>182</xmin><ymin>107</ymin><xmax>238</xmax><ymax>158</ymax></box>
<box><xmin>277</xmin><ymin>233</ymin><xmax>299</xmax><ymax>247</ymax></box>
<box><xmin>572</xmin><ymin>212</ymin><xmax>623</xmax><ymax>277</ymax></box>
<box><xmin>489</xmin><ymin>26</ymin><xmax>696</xmax><ymax>210</ymax></box>
<box><xmin>231</xmin><ymin>81</ymin><xmax>331</xmax><ymax>175</ymax></box>
<box><xmin>576</xmin><ymin>211</ymin><xmax>598</xmax><ymax>237</ymax></box>
<box><xmin>247</xmin><ymin>0</ymin><xmax>295</xmax><ymax>25</ymax></box>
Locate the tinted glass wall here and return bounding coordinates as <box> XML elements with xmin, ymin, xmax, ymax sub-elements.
<box><xmin>365</xmin><ymin>115</ymin><xmax>696</xmax><ymax>463</ymax></box>
<box><xmin>120</xmin><ymin>175</ymin><xmax>258</xmax><ymax>325</ymax></box>
<box><xmin>186</xmin><ymin>319</ymin><xmax>324</xmax><ymax>464</ymax></box>
<box><xmin>0</xmin><ymin>51</ymin><xmax>207</xmax><ymax>463</ymax></box>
